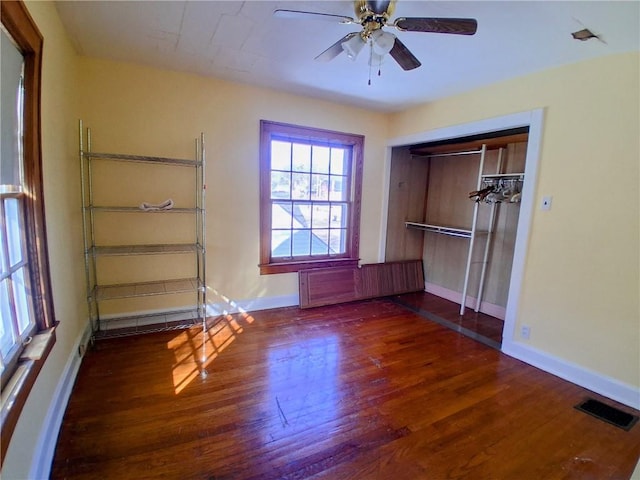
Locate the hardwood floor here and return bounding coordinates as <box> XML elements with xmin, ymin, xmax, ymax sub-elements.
<box><xmin>52</xmin><ymin>299</ymin><xmax>640</xmax><ymax>479</ymax></box>
<box><xmin>393</xmin><ymin>291</ymin><xmax>505</xmax><ymax>348</ymax></box>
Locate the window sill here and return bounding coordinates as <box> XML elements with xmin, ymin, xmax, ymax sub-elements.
<box><xmin>259</xmin><ymin>258</ymin><xmax>359</xmax><ymax>275</ymax></box>
<box><xmin>0</xmin><ymin>324</ymin><xmax>57</xmax><ymax>464</ymax></box>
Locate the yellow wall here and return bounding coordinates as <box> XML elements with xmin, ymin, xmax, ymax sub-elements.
<box><xmin>2</xmin><ymin>1</ymin><xmax>85</xmax><ymax>478</ymax></box>
<box><xmin>390</xmin><ymin>52</ymin><xmax>640</xmax><ymax>388</ymax></box>
<box><xmin>76</xmin><ymin>57</ymin><xmax>390</xmax><ymax>312</ymax></box>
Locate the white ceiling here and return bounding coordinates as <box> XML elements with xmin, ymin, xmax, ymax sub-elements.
<box><xmin>55</xmin><ymin>1</ymin><xmax>640</xmax><ymax>112</ymax></box>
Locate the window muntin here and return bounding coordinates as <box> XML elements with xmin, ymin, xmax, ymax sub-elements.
<box><xmin>259</xmin><ymin>121</ymin><xmax>363</xmax><ymax>274</ymax></box>
<box><xmin>269</xmin><ymin>140</ymin><xmax>350</xmax><ymax>259</ymax></box>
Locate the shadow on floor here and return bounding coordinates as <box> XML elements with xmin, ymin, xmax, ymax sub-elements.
<box><xmin>392</xmin><ymin>291</ymin><xmax>504</xmax><ymax>350</ymax></box>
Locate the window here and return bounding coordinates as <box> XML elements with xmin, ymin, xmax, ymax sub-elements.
<box><xmin>1</xmin><ymin>1</ymin><xmax>56</xmax><ymax>463</ymax></box>
<box><xmin>259</xmin><ymin>121</ymin><xmax>364</xmax><ymax>274</ymax></box>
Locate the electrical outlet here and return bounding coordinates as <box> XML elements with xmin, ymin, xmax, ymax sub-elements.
<box><xmin>78</xmin><ymin>344</ymin><xmax>86</xmax><ymax>358</ymax></box>
<box><xmin>521</xmin><ymin>325</ymin><xmax>531</xmax><ymax>340</ymax></box>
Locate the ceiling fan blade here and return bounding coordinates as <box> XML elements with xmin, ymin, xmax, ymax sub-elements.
<box><xmin>393</xmin><ymin>17</ymin><xmax>478</xmax><ymax>35</ymax></box>
<box><xmin>274</xmin><ymin>9</ymin><xmax>355</xmax><ymax>24</ymax></box>
<box><xmin>389</xmin><ymin>37</ymin><xmax>421</xmax><ymax>70</ymax></box>
<box><xmin>315</xmin><ymin>32</ymin><xmax>360</xmax><ymax>62</ymax></box>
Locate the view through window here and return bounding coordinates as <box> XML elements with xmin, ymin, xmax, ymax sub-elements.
<box><xmin>259</xmin><ymin>121</ymin><xmax>363</xmax><ymax>274</ymax></box>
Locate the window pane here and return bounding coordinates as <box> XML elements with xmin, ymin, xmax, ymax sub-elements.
<box><xmin>1</xmin><ymin>29</ymin><xmax>25</xmax><ymax>188</ymax></box>
<box><xmin>311</xmin><ymin>229</ymin><xmax>329</xmax><ymax>255</ymax></box>
<box><xmin>312</xmin><ymin>204</ymin><xmax>330</xmax><ymax>228</ymax></box>
<box><xmin>271</xmin><ymin>171</ymin><xmax>291</xmax><ymax>199</ymax></box>
<box><xmin>292</xmin><ymin>172</ymin><xmax>310</xmax><ymax>200</ymax></box>
<box><xmin>330</xmin><ymin>148</ymin><xmax>346</xmax><ymax>175</ymax></box>
<box><xmin>5</xmin><ymin>197</ymin><xmax>24</xmax><ymax>266</ymax></box>
<box><xmin>0</xmin><ymin>279</ymin><xmax>16</xmax><ymax>357</ymax></box>
<box><xmin>12</xmin><ymin>266</ymin><xmax>34</xmax><ymax>334</ymax></box>
<box><xmin>311</xmin><ymin>174</ymin><xmax>329</xmax><ymax>201</ymax></box>
<box><xmin>329</xmin><ymin>175</ymin><xmax>347</xmax><ymax>201</ymax></box>
<box><xmin>271</xmin><ymin>141</ymin><xmax>291</xmax><ymax>171</ymax></box>
<box><xmin>292</xmin><ymin>229</ymin><xmax>311</xmax><ymax>256</ymax></box>
<box><xmin>292</xmin><ymin>144</ymin><xmax>311</xmax><ymax>172</ymax></box>
<box><xmin>330</xmin><ymin>204</ymin><xmax>347</xmax><ymax>228</ymax></box>
<box><xmin>312</xmin><ymin>146</ymin><xmax>330</xmax><ymax>174</ymax></box>
<box><xmin>294</xmin><ymin>203</ymin><xmax>311</xmax><ymax>228</ymax></box>
<box><xmin>271</xmin><ymin>230</ymin><xmax>291</xmax><ymax>258</ymax></box>
<box><xmin>272</xmin><ymin>202</ymin><xmax>292</xmax><ymax>229</ymax></box>
<box><xmin>329</xmin><ymin>229</ymin><xmax>347</xmax><ymax>254</ymax></box>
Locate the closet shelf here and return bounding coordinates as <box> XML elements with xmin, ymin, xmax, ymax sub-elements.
<box><xmin>90</xmin><ymin>206</ymin><xmax>199</xmax><ymax>213</ymax></box>
<box><xmin>91</xmin><ymin>244</ymin><xmax>200</xmax><ymax>256</ymax></box>
<box><xmin>481</xmin><ymin>172</ymin><xmax>525</xmax><ymax>180</ymax></box>
<box><xmin>82</xmin><ymin>151</ymin><xmax>200</xmax><ymax>167</ymax></box>
<box><xmin>405</xmin><ymin>222</ymin><xmax>488</xmax><ymax>239</ymax></box>
<box><xmin>94</xmin><ymin>278</ymin><xmax>202</xmax><ymax>301</ymax></box>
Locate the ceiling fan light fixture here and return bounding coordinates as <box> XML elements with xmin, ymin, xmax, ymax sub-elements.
<box><xmin>342</xmin><ymin>34</ymin><xmax>366</xmax><ymax>60</ymax></box>
<box><xmin>371</xmin><ymin>29</ymin><xmax>396</xmax><ymax>55</ymax></box>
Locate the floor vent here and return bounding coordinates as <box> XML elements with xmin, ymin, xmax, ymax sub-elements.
<box><xmin>575</xmin><ymin>398</ymin><xmax>639</xmax><ymax>431</ymax></box>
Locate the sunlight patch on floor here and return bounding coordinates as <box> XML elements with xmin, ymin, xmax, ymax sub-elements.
<box><xmin>168</xmin><ymin>311</ymin><xmax>255</xmax><ymax>394</ymax></box>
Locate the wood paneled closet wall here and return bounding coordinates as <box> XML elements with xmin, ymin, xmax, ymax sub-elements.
<box><xmin>385</xmin><ymin>131</ymin><xmax>529</xmax><ymax>319</ymax></box>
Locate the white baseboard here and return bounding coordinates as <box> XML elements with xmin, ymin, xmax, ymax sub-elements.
<box><xmin>29</xmin><ymin>321</ymin><xmax>92</xmax><ymax>480</ymax></box>
<box><xmin>424</xmin><ymin>282</ymin><xmax>506</xmax><ymax>320</ymax></box>
<box><xmin>502</xmin><ymin>339</ymin><xmax>640</xmax><ymax>410</ymax></box>
<box><xmin>207</xmin><ymin>294</ymin><xmax>299</xmax><ymax>316</ymax></box>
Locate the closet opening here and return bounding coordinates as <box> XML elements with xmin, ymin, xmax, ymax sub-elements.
<box><xmin>385</xmin><ymin>127</ymin><xmax>530</xmax><ymax>349</ymax></box>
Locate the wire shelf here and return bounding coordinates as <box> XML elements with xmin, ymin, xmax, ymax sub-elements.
<box><xmin>92</xmin><ymin>244</ymin><xmax>199</xmax><ymax>256</ymax></box>
<box><xmin>82</xmin><ymin>151</ymin><xmax>200</xmax><ymax>167</ymax></box>
<box><xmin>90</xmin><ymin>206</ymin><xmax>198</xmax><ymax>214</ymax></box>
<box><xmin>95</xmin><ymin>278</ymin><xmax>201</xmax><ymax>301</ymax></box>
<box><xmin>94</xmin><ymin>308</ymin><xmax>201</xmax><ymax>339</ymax></box>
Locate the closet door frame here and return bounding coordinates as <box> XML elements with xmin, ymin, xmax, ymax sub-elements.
<box><xmin>380</xmin><ymin>109</ymin><xmax>544</xmax><ymax>352</ymax></box>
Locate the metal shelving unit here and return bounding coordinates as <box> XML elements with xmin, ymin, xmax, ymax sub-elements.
<box><xmin>80</xmin><ymin>120</ymin><xmax>206</xmax><ymax>340</ymax></box>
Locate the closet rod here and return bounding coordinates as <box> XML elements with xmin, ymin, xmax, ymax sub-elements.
<box><xmin>413</xmin><ymin>149</ymin><xmax>483</xmax><ymax>159</ymax></box>
<box><xmin>405</xmin><ymin>222</ymin><xmax>472</xmax><ymax>238</ymax></box>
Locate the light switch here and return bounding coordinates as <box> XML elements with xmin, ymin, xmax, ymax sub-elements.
<box><xmin>541</xmin><ymin>196</ymin><xmax>553</xmax><ymax>211</ymax></box>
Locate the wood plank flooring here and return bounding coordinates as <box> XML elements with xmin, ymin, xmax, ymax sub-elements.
<box><xmin>51</xmin><ymin>299</ymin><xmax>640</xmax><ymax>479</ymax></box>
<box><xmin>393</xmin><ymin>291</ymin><xmax>505</xmax><ymax>348</ymax></box>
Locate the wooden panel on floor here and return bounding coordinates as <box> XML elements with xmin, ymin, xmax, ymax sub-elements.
<box><xmin>51</xmin><ymin>299</ymin><xmax>640</xmax><ymax>480</ymax></box>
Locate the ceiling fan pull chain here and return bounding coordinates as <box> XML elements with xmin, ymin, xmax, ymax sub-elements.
<box><xmin>368</xmin><ymin>40</ymin><xmax>373</xmax><ymax>85</ymax></box>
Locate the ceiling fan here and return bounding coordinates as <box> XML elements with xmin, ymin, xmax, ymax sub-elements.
<box><xmin>274</xmin><ymin>0</ymin><xmax>478</xmax><ymax>71</ymax></box>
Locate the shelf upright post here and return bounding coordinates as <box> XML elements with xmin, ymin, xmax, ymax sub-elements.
<box><xmin>199</xmin><ymin>133</ymin><xmax>207</xmax><ymax>326</ymax></box>
<box><xmin>475</xmin><ymin>147</ymin><xmax>503</xmax><ymax>312</ymax></box>
<box><xmin>198</xmin><ymin>133</ymin><xmax>208</xmax><ymax>378</ymax></box>
<box><xmin>85</xmin><ymin>126</ymin><xmax>102</xmax><ymax>332</ymax></box>
<box><xmin>460</xmin><ymin>144</ymin><xmax>487</xmax><ymax>316</ymax></box>
<box><xmin>79</xmin><ymin>121</ymin><xmax>94</xmax><ymax>336</ymax></box>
